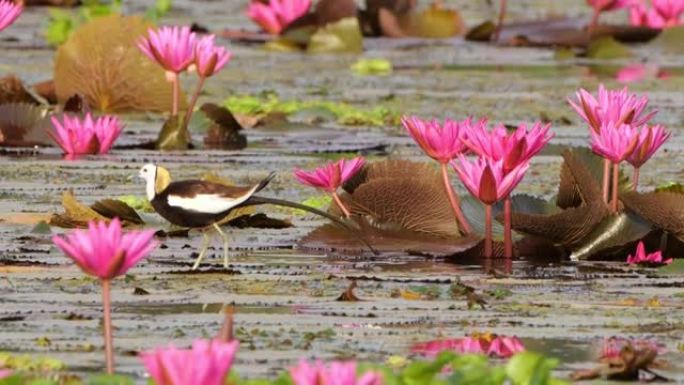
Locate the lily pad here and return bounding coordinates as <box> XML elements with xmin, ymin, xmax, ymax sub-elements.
<box><xmin>307</xmin><ymin>17</ymin><xmax>363</xmax><ymax>54</ymax></box>
<box><xmin>586</xmin><ymin>37</ymin><xmax>632</xmax><ymax>59</ymax></box>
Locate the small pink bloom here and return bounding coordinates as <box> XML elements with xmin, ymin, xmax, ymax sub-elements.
<box><xmin>138</xmin><ymin>26</ymin><xmax>198</xmax><ymax>74</ymax></box>
<box><xmin>294</xmin><ymin>157</ymin><xmax>365</xmax><ymax>193</ymax></box>
<box><xmin>464</xmin><ymin>121</ymin><xmax>553</xmax><ymax>172</ymax></box>
<box><xmin>141</xmin><ymin>339</ymin><xmax>239</xmax><ymax>385</ymax></box>
<box><xmin>401</xmin><ymin>116</ymin><xmax>471</xmax><ymax>164</ymax></box>
<box><xmin>0</xmin><ymin>0</ymin><xmax>21</xmax><ymax>32</ymax></box>
<box><xmin>290</xmin><ymin>360</ymin><xmax>383</xmax><ymax>385</ymax></box>
<box><xmin>487</xmin><ymin>336</ymin><xmax>525</xmax><ymax>358</ymax></box>
<box><xmin>568</xmin><ymin>84</ymin><xmax>656</xmax><ymax>133</ymax></box>
<box><xmin>590</xmin><ymin>122</ymin><xmax>640</xmax><ymax>164</ymax></box>
<box><xmin>627</xmin><ymin>124</ymin><xmax>670</xmax><ymax>168</ymax></box>
<box><xmin>600</xmin><ymin>337</ymin><xmax>665</xmax><ymax>360</ymax></box>
<box><xmin>0</xmin><ymin>369</ymin><xmax>12</xmax><ymax>379</ymax></box>
<box><xmin>452</xmin><ymin>156</ymin><xmax>529</xmax><ymax>205</ymax></box>
<box><xmin>49</xmin><ymin>113</ymin><xmax>123</xmax><ymax>155</ymax></box>
<box><xmin>194</xmin><ymin>35</ymin><xmax>232</xmax><ymax>78</ymax></box>
<box><xmin>626</xmin><ymin>241</ymin><xmax>673</xmax><ymax>266</ymax></box>
<box><xmin>587</xmin><ymin>0</ymin><xmax>631</xmax><ymax>11</ymax></box>
<box><xmin>630</xmin><ymin>0</ymin><xmax>684</xmax><ymax>28</ymax></box>
<box><xmin>412</xmin><ymin>335</ymin><xmax>524</xmax><ymax>359</ymax></box>
<box><xmin>52</xmin><ymin>218</ymin><xmax>158</xmax><ymax>280</ymax></box>
<box><xmin>247</xmin><ymin>0</ymin><xmax>312</xmax><ymax>35</ymax></box>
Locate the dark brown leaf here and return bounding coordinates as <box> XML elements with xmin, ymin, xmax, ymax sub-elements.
<box><xmin>336</xmin><ymin>280</ymin><xmax>361</xmax><ymax>301</ymax></box>
<box><xmin>201</xmin><ymin>103</ymin><xmax>247</xmax><ymax>150</ymax></box>
<box><xmin>621</xmin><ymin>191</ymin><xmax>684</xmax><ymax>242</ymax></box>
<box><xmin>91</xmin><ymin>199</ymin><xmax>145</xmax><ymax>225</ymax></box>
<box><xmin>0</xmin><ymin>103</ymin><xmax>52</xmax><ymax>146</ymax></box>
<box><xmin>0</xmin><ymin>75</ymin><xmax>41</xmax><ymax>105</ymax></box>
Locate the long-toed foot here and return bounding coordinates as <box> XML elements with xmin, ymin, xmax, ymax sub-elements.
<box><xmin>192</xmin><ymin>231</ymin><xmax>212</xmax><ymax>270</ymax></box>
<box><xmin>212</xmin><ymin>223</ymin><xmax>231</xmax><ymax>268</ymax></box>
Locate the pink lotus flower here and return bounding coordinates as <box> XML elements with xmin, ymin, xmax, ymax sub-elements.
<box><xmin>0</xmin><ymin>369</ymin><xmax>12</xmax><ymax>379</ymax></box>
<box><xmin>49</xmin><ymin>113</ymin><xmax>123</xmax><ymax>155</ymax></box>
<box><xmin>52</xmin><ymin>218</ymin><xmax>157</xmax><ymax>280</ymax></box>
<box><xmin>0</xmin><ymin>0</ymin><xmax>21</xmax><ymax>32</ymax></box>
<box><xmin>412</xmin><ymin>335</ymin><xmax>525</xmax><ymax>359</ymax></box>
<box><xmin>590</xmin><ymin>122</ymin><xmax>640</xmax><ymax>164</ymax></box>
<box><xmin>452</xmin><ymin>156</ymin><xmax>529</xmax><ymax>206</ymax></box>
<box><xmin>626</xmin><ymin>124</ymin><xmax>670</xmax><ymax>168</ymax></box>
<box><xmin>616</xmin><ymin>64</ymin><xmax>670</xmax><ymax>84</ymax></box>
<box><xmin>290</xmin><ymin>360</ymin><xmax>383</xmax><ymax>385</ymax></box>
<box><xmin>401</xmin><ymin>116</ymin><xmax>471</xmax><ymax>164</ymax></box>
<box><xmin>141</xmin><ymin>339</ymin><xmax>239</xmax><ymax>385</ymax></box>
<box><xmin>626</xmin><ymin>241</ymin><xmax>672</xmax><ymax>266</ymax></box>
<box><xmin>294</xmin><ymin>157</ymin><xmax>364</xmax><ymax>193</ymax></box>
<box><xmin>464</xmin><ymin>121</ymin><xmax>553</xmax><ymax>173</ymax></box>
<box><xmin>568</xmin><ymin>85</ymin><xmax>656</xmax><ymax>133</ymax></box>
<box><xmin>194</xmin><ymin>35</ymin><xmax>232</xmax><ymax>78</ymax></box>
<box><xmin>138</xmin><ymin>26</ymin><xmax>198</xmax><ymax>74</ymax></box>
<box><xmin>247</xmin><ymin>0</ymin><xmax>312</xmax><ymax>35</ymax></box>
<box><xmin>630</xmin><ymin>0</ymin><xmax>684</xmax><ymax>28</ymax></box>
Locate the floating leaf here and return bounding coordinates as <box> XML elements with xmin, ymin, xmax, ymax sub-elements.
<box><xmin>117</xmin><ymin>195</ymin><xmax>154</xmax><ymax>213</ymax></box>
<box><xmin>54</xmin><ymin>14</ymin><xmax>183</xmax><ymax>113</ymax></box>
<box><xmin>396</xmin><ymin>4</ymin><xmax>465</xmax><ymax>38</ymax></box>
<box><xmin>50</xmin><ymin>190</ymin><xmax>107</xmax><ymax>228</ymax></box>
<box><xmin>199</xmin><ymin>103</ymin><xmax>247</xmax><ymax>150</ymax></box>
<box><xmin>586</xmin><ymin>37</ymin><xmax>632</xmax><ymax>59</ymax></box>
<box><xmin>90</xmin><ymin>199</ymin><xmax>145</xmax><ymax>225</ymax></box>
<box><xmin>0</xmin><ymin>103</ymin><xmax>52</xmax><ymax>147</ymax></box>
<box><xmin>0</xmin><ymin>76</ymin><xmax>41</xmax><ymax>105</ymax></box>
<box><xmin>570</xmin><ymin>212</ymin><xmax>652</xmax><ymax>260</ymax></box>
<box><xmin>156</xmin><ymin>115</ymin><xmax>189</xmax><ymax>150</ymax></box>
<box><xmin>465</xmin><ymin>20</ymin><xmax>496</xmax><ymax>42</ymax></box>
<box><xmin>351</xmin><ymin>58</ymin><xmax>393</xmax><ymax>75</ymax></box>
<box><xmin>307</xmin><ymin>17</ymin><xmax>363</xmax><ymax>54</ymax></box>
<box><xmin>649</xmin><ymin>26</ymin><xmax>684</xmax><ymax>54</ymax></box>
<box><xmin>621</xmin><ymin>191</ymin><xmax>684</xmax><ymax>242</ymax></box>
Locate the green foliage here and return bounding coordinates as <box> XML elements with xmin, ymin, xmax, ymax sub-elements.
<box><xmin>87</xmin><ymin>374</ymin><xmax>135</xmax><ymax>385</ymax></box>
<box><xmin>224</xmin><ymin>93</ymin><xmax>396</xmax><ymax>127</ymax></box>
<box><xmin>505</xmin><ymin>352</ymin><xmax>567</xmax><ymax>385</ymax></box>
<box><xmin>351</xmin><ymin>59</ymin><xmax>393</xmax><ymax>76</ymax></box>
<box><xmin>44</xmin><ymin>0</ymin><xmax>172</xmax><ymax>46</ymax></box>
<box><xmin>0</xmin><ymin>352</ymin><xmax>65</xmax><ymax>372</ymax></box>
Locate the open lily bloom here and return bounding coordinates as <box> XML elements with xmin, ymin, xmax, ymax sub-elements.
<box><xmin>246</xmin><ymin>0</ymin><xmax>312</xmax><ymax>35</ymax></box>
<box><xmin>0</xmin><ymin>0</ymin><xmax>21</xmax><ymax>32</ymax></box>
<box><xmin>630</xmin><ymin>0</ymin><xmax>684</xmax><ymax>28</ymax></box>
<box><xmin>590</xmin><ymin>122</ymin><xmax>640</xmax><ymax>164</ymax></box>
<box><xmin>401</xmin><ymin>116</ymin><xmax>471</xmax><ymax>164</ymax></box>
<box><xmin>452</xmin><ymin>156</ymin><xmax>529</xmax><ymax>206</ymax></box>
<box><xmin>138</xmin><ymin>25</ymin><xmax>197</xmax><ymax>75</ymax></box>
<box><xmin>294</xmin><ymin>157</ymin><xmax>365</xmax><ymax>217</ymax></box>
<box><xmin>290</xmin><ymin>360</ymin><xmax>383</xmax><ymax>385</ymax></box>
<box><xmin>626</xmin><ymin>241</ymin><xmax>672</xmax><ymax>266</ymax></box>
<box><xmin>412</xmin><ymin>335</ymin><xmax>525</xmax><ymax>359</ymax></box>
<box><xmin>141</xmin><ymin>339</ymin><xmax>239</xmax><ymax>385</ymax></box>
<box><xmin>50</xmin><ymin>113</ymin><xmax>123</xmax><ymax>155</ymax></box>
<box><xmin>569</xmin><ymin>85</ymin><xmax>656</xmax><ymax>133</ymax></box>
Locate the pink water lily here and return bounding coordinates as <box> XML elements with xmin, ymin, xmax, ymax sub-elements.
<box><xmin>0</xmin><ymin>369</ymin><xmax>11</xmax><ymax>379</ymax></box>
<box><xmin>53</xmin><ymin>218</ymin><xmax>158</xmax><ymax>374</ymax></box>
<box><xmin>49</xmin><ymin>113</ymin><xmax>123</xmax><ymax>156</ymax></box>
<box><xmin>247</xmin><ymin>0</ymin><xmax>312</xmax><ymax>35</ymax></box>
<box><xmin>0</xmin><ymin>0</ymin><xmax>21</xmax><ymax>32</ymax></box>
<box><xmin>138</xmin><ymin>25</ymin><xmax>197</xmax><ymax>116</ymax></box>
<box><xmin>630</xmin><ymin>0</ymin><xmax>684</xmax><ymax>28</ymax></box>
<box><xmin>402</xmin><ymin>116</ymin><xmax>475</xmax><ymax>234</ymax></box>
<box><xmin>616</xmin><ymin>64</ymin><xmax>670</xmax><ymax>84</ymax></box>
<box><xmin>290</xmin><ymin>360</ymin><xmax>383</xmax><ymax>385</ymax></box>
<box><xmin>626</xmin><ymin>241</ymin><xmax>672</xmax><ymax>266</ymax></box>
<box><xmin>412</xmin><ymin>335</ymin><xmax>525</xmax><ymax>359</ymax></box>
<box><xmin>452</xmin><ymin>156</ymin><xmax>529</xmax><ymax>257</ymax></box>
<box><xmin>626</xmin><ymin>124</ymin><xmax>670</xmax><ymax>187</ymax></box>
<box><xmin>294</xmin><ymin>157</ymin><xmax>365</xmax><ymax>217</ymax></box>
<box><xmin>194</xmin><ymin>35</ymin><xmax>232</xmax><ymax>78</ymax></box>
<box><xmin>140</xmin><ymin>339</ymin><xmax>239</xmax><ymax>385</ymax></box>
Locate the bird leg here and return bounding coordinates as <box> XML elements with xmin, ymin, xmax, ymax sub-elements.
<box><xmin>212</xmin><ymin>223</ymin><xmax>231</xmax><ymax>268</ymax></box>
<box><xmin>192</xmin><ymin>231</ymin><xmax>212</xmax><ymax>270</ymax></box>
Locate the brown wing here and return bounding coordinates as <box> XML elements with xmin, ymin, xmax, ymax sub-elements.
<box><xmin>163</xmin><ymin>180</ymin><xmax>258</xmax><ymax>199</ymax></box>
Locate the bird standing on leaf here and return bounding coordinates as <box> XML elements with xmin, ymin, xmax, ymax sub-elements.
<box><xmin>138</xmin><ymin>164</ymin><xmax>375</xmax><ymax>269</ymax></box>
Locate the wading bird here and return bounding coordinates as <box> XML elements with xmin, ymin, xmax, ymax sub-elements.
<box><xmin>138</xmin><ymin>164</ymin><xmax>374</xmax><ymax>269</ymax></box>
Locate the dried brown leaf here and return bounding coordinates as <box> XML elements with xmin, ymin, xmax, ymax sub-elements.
<box><xmin>0</xmin><ymin>103</ymin><xmax>52</xmax><ymax>146</ymax></box>
<box><xmin>621</xmin><ymin>191</ymin><xmax>684</xmax><ymax>241</ymax></box>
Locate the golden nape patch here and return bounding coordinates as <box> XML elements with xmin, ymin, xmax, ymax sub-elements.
<box><xmin>155</xmin><ymin>167</ymin><xmax>172</xmax><ymax>194</ymax></box>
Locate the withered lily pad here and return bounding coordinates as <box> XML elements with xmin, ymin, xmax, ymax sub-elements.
<box><xmin>307</xmin><ymin>17</ymin><xmax>364</xmax><ymax>54</ymax></box>
<box><xmin>0</xmin><ymin>76</ymin><xmax>43</xmax><ymax>105</ymax></box>
<box><xmin>50</xmin><ymin>191</ymin><xmax>144</xmax><ymax>228</ymax></box>
<box><xmin>0</xmin><ymin>103</ymin><xmax>52</xmax><ymax>147</ymax></box>
<box><xmin>621</xmin><ymin>191</ymin><xmax>684</xmax><ymax>242</ymax></box>
<box><xmin>199</xmin><ymin>103</ymin><xmax>247</xmax><ymax>150</ymax></box>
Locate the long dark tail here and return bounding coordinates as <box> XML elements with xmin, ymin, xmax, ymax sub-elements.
<box><xmin>255</xmin><ymin>172</ymin><xmax>276</xmax><ymax>193</ymax></box>
<box><xmin>237</xmin><ymin>195</ymin><xmax>379</xmax><ymax>255</ymax></box>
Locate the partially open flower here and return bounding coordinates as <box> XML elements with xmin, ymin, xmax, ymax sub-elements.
<box><xmin>568</xmin><ymin>85</ymin><xmax>656</xmax><ymax>133</ymax></box>
<box><xmin>627</xmin><ymin>124</ymin><xmax>670</xmax><ymax>169</ymax></box>
<box><xmin>246</xmin><ymin>0</ymin><xmax>312</xmax><ymax>35</ymax></box>
<box><xmin>452</xmin><ymin>155</ymin><xmax>529</xmax><ymax>205</ymax></box>
<box><xmin>626</xmin><ymin>241</ymin><xmax>672</xmax><ymax>266</ymax></box>
<box><xmin>49</xmin><ymin>113</ymin><xmax>123</xmax><ymax>155</ymax></box>
<box><xmin>141</xmin><ymin>339</ymin><xmax>239</xmax><ymax>385</ymax></box>
<box><xmin>294</xmin><ymin>157</ymin><xmax>365</xmax><ymax>193</ymax></box>
<box><xmin>52</xmin><ymin>218</ymin><xmax>158</xmax><ymax>280</ymax></box>
<box><xmin>401</xmin><ymin>116</ymin><xmax>472</xmax><ymax>164</ymax></box>
<box><xmin>290</xmin><ymin>360</ymin><xmax>383</xmax><ymax>385</ymax></box>
<box><xmin>138</xmin><ymin>26</ymin><xmax>198</xmax><ymax>75</ymax></box>
<box><xmin>0</xmin><ymin>0</ymin><xmax>21</xmax><ymax>32</ymax></box>
<box><xmin>630</xmin><ymin>0</ymin><xmax>684</xmax><ymax>28</ymax></box>
<box><xmin>590</xmin><ymin>122</ymin><xmax>640</xmax><ymax>164</ymax></box>
<box><xmin>194</xmin><ymin>35</ymin><xmax>232</xmax><ymax>78</ymax></box>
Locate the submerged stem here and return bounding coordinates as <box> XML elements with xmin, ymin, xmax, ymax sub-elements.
<box><xmin>484</xmin><ymin>204</ymin><xmax>493</xmax><ymax>258</ymax></box>
<box><xmin>440</xmin><ymin>163</ymin><xmax>472</xmax><ymax>235</ymax></box>
<box><xmin>602</xmin><ymin>158</ymin><xmax>611</xmax><ymax>204</ymax></box>
<box><xmin>101</xmin><ymin>279</ymin><xmax>114</xmax><ymax>374</ymax></box>
<box><xmin>503</xmin><ymin>197</ymin><xmax>513</xmax><ymax>258</ymax></box>
<box><xmin>183</xmin><ymin>76</ymin><xmax>206</xmax><ymax>131</ymax></box>
<box><xmin>611</xmin><ymin>162</ymin><xmax>619</xmax><ymax>213</ymax></box>
<box><xmin>632</xmin><ymin>167</ymin><xmax>640</xmax><ymax>191</ymax></box>
<box><xmin>332</xmin><ymin>192</ymin><xmax>351</xmax><ymax>218</ymax></box>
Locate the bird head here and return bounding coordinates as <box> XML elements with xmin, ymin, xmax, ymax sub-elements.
<box><xmin>139</xmin><ymin>164</ymin><xmax>171</xmax><ymax>200</ymax></box>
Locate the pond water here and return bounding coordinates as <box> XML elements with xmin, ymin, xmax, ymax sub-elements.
<box><xmin>1</xmin><ymin>0</ymin><xmax>684</xmax><ymax>382</ymax></box>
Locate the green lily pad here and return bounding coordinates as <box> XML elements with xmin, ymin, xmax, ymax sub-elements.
<box><xmin>650</xmin><ymin>26</ymin><xmax>684</xmax><ymax>54</ymax></box>
<box><xmin>586</xmin><ymin>37</ymin><xmax>632</xmax><ymax>59</ymax></box>
<box><xmin>156</xmin><ymin>115</ymin><xmax>189</xmax><ymax>150</ymax></box>
<box><xmin>351</xmin><ymin>58</ymin><xmax>393</xmax><ymax>75</ymax></box>
<box><xmin>307</xmin><ymin>17</ymin><xmax>363</xmax><ymax>54</ymax></box>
